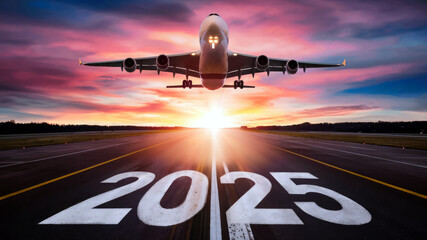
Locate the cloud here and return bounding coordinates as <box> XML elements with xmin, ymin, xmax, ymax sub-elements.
<box><xmin>0</xmin><ymin>108</ymin><xmax>51</xmax><ymax>122</ymax></box>
<box><xmin>0</xmin><ymin>0</ymin><xmax>426</xmax><ymax>125</ymax></box>
<box><xmin>298</xmin><ymin>104</ymin><xmax>377</xmax><ymax>117</ymax></box>
<box><xmin>279</xmin><ymin>104</ymin><xmax>379</xmax><ymax>123</ymax></box>
<box><xmin>0</xmin><ymin>0</ymin><xmax>194</xmax><ymax>31</ymax></box>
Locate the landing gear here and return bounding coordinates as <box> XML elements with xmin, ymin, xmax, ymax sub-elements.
<box><xmin>234</xmin><ymin>80</ymin><xmax>244</xmax><ymax>89</ymax></box>
<box><xmin>182</xmin><ymin>80</ymin><xmax>193</xmax><ymax>89</ymax></box>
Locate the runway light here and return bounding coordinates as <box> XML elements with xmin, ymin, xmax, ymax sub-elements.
<box><xmin>233</xmin><ymin>53</ymin><xmax>237</xmax><ymax>56</ymax></box>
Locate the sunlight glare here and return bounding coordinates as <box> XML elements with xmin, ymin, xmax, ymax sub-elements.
<box><xmin>193</xmin><ymin>106</ymin><xmax>235</xmax><ymax>130</ymax></box>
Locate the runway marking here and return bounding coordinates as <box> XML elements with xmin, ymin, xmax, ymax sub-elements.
<box><xmin>271</xmin><ymin>145</ymin><xmax>427</xmax><ymax>200</ymax></box>
<box><xmin>0</xmin><ymin>161</ymin><xmax>24</xmax><ymax>164</ymax></box>
<box><xmin>224</xmin><ymin>172</ymin><xmax>281</xmax><ymax>226</ymax></box>
<box><xmin>41</xmin><ymin>170</ymin><xmax>209</xmax><ymax>225</ymax></box>
<box><xmin>210</xmin><ymin>132</ymin><xmax>222</xmax><ymax>240</ymax></box>
<box><xmin>0</xmin><ymin>142</ymin><xmax>129</xmax><ymax>169</ymax></box>
<box><xmin>138</xmin><ymin>170</ymin><xmax>208</xmax><ymax>226</ymax></box>
<box><xmin>221</xmin><ymin>162</ymin><xmax>255</xmax><ymax>240</ymax></box>
<box><xmin>41</xmin><ymin>172</ymin><xmax>156</xmax><ymax>224</ymax></box>
<box><xmin>396</xmin><ymin>156</ymin><xmax>427</xmax><ymax>159</ymax></box>
<box><xmin>301</xmin><ymin>140</ymin><xmax>375</xmax><ymax>151</ymax></box>
<box><xmin>0</xmin><ymin>140</ymin><xmax>170</xmax><ymax>201</ymax></box>
<box><xmin>222</xmin><ymin>161</ymin><xmax>230</xmax><ymax>173</ymax></box>
<box><xmin>271</xmin><ymin>172</ymin><xmax>371</xmax><ymax>225</ymax></box>
<box><xmin>288</xmin><ymin>140</ymin><xmax>427</xmax><ymax>169</ymax></box>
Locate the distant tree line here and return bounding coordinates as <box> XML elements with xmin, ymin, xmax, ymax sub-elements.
<box><xmin>253</xmin><ymin>121</ymin><xmax>427</xmax><ymax>133</ymax></box>
<box><xmin>0</xmin><ymin>120</ymin><xmax>185</xmax><ymax>134</ymax></box>
<box><xmin>2</xmin><ymin>120</ymin><xmax>426</xmax><ymax>134</ymax></box>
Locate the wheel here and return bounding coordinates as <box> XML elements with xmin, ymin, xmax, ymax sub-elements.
<box><xmin>234</xmin><ymin>80</ymin><xmax>237</xmax><ymax>89</ymax></box>
<box><xmin>239</xmin><ymin>80</ymin><xmax>244</xmax><ymax>89</ymax></box>
<box><xmin>188</xmin><ymin>80</ymin><xmax>192</xmax><ymax>89</ymax></box>
<box><xmin>182</xmin><ymin>80</ymin><xmax>187</xmax><ymax>89</ymax></box>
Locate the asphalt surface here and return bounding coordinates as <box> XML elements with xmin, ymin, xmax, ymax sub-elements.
<box><xmin>0</xmin><ymin>129</ymin><xmax>425</xmax><ymax>239</ymax></box>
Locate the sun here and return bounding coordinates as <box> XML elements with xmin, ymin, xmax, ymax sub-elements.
<box><xmin>193</xmin><ymin>106</ymin><xmax>235</xmax><ymax>130</ymax></box>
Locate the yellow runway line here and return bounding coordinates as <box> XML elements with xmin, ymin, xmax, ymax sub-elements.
<box><xmin>0</xmin><ymin>140</ymin><xmax>170</xmax><ymax>201</ymax></box>
<box><xmin>271</xmin><ymin>145</ymin><xmax>427</xmax><ymax>200</ymax></box>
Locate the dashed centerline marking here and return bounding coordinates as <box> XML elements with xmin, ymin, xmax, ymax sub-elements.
<box><xmin>0</xmin><ymin>140</ymin><xmax>171</xmax><ymax>201</ymax></box>
<box><xmin>270</xmin><ymin>145</ymin><xmax>427</xmax><ymax>200</ymax></box>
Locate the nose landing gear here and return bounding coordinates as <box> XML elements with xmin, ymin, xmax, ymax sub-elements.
<box><xmin>233</xmin><ymin>80</ymin><xmax>244</xmax><ymax>89</ymax></box>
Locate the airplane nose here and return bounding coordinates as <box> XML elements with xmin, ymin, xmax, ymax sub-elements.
<box><xmin>202</xmin><ymin>78</ymin><xmax>224</xmax><ymax>90</ymax></box>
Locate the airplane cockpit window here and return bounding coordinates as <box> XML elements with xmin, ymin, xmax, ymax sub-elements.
<box><xmin>209</xmin><ymin>36</ymin><xmax>218</xmax><ymax>49</ymax></box>
<box><xmin>208</xmin><ymin>13</ymin><xmax>219</xmax><ymax>16</ymax></box>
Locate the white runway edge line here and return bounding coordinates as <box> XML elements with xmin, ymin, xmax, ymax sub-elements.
<box><xmin>0</xmin><ymin>142</ymin><xmax>131</xmax><ymax>169</ymax></box>
<box><xmin>287</xmin><ymin>140</ymin><xmax>427</xmax><ymax>169</ymax></box>
<box><xmin>257</xmin><ymin>132</ymin><xmax>373</xmax><ymax>151</ymax></box>
<box><xmin>210</xmin><ymin>134</ymin><xmax>222</xmax><ymax>240</ymax></box>
<box><xmin>302</xmin><ymin>140</ymin><xmax>376</xmax><ymax>151</ymax></box>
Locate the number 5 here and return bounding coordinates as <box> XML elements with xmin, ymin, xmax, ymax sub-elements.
<box><xmin>271</xmin><ymin>172</ymin><xmax>371</xmax><ymax>225</ymax></box>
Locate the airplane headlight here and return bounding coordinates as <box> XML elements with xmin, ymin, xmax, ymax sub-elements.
<box><xmin>209</xmin><ymin>36</ymin><xmax>218</xmax><ymax>49</ymax></box>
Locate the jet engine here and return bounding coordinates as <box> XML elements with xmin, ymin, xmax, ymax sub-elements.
<box><xmin>286</xmin><ymin>59</ymin><xmax>298</xmax><ymax>75</ymax></box>
<box><xmin>123</xmin><ymin>58</ymin><xmax>136</xmax><ymax>73</ymax></box>
<box><xmin>156</xmin><ymin>54</ymin><xmax>169</xmax><ymax>70</ymax></box>
<box><xmin>256</xmin><ymin>55</ymin><xmax>269</xmax><ymax>71</ymax></box>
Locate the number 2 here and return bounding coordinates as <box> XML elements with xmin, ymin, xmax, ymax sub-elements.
<box><xmin>40</xmin><ymin>172</ymin><xmax>155</xmax><ymax>224</ymax></box>
<box><xmin>221</xmin><ymin>171</ymin><xmax>303</xmax><ymax>225</ymax></box>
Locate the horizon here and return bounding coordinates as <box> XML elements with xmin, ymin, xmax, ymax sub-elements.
<box><xmin>2</xmin><ymin>119</ymin><xmax>426</xmax><ymax>127</ymax></box>
<box><xmin>0</xmin><ymin>0</ymin><xmax>426</xmax><ymax>127</ymax></box>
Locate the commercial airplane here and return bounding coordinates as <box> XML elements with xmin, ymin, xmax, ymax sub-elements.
<box><xmin>79</xmin><ymin>13</ymin><xmax>345</xmax><ymax>90</ymax></box>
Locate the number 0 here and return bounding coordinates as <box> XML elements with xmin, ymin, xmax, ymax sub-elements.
<box><xmin>138</xmin><ymin>170</ymin><xmax>208</xmax><ymax>226</ymax></box>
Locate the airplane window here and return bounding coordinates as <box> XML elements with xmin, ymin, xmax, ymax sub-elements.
<box><xmin>209</xmin><ymin>36</ymin><xmax>218</xmax><ymax>49</ymax></box>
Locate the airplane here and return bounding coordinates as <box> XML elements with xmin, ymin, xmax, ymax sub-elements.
<box><xmin>79</xmin><ymin>13</ymin><xmax>345</xmax><ymax>90</ymax></box>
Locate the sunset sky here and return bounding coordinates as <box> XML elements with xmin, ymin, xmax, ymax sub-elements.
<box><xmin>0</xmin><ymin>0</ymin><xmax>426</xmax><ymax>127</ymax></box>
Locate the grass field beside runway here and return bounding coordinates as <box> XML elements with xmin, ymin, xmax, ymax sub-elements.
<box><xmin>251</xmin><ymin>130</ymin><xmax>427</xmax><ymax>150</ymax></box>
<box><xmin>0</xmin><ymin>130</ymin><xmax>177</xmax><ymax>150</ymax></box>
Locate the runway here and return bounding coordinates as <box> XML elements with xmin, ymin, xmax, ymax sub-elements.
<box><xmin>0</xmin><ymin>129</ymin><xmax>425</xmax><ymax>239</ymax></box>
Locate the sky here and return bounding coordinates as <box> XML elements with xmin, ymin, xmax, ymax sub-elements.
<box><xmin>0</xmin><ymin>0</ymin><xmax>426</xmax><ymax>127</ymax></box>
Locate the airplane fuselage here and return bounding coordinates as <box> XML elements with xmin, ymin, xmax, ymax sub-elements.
<box><xmin>199</xmin><ymin>14</ymin><xmax>229</xmax><ymax>90</ymax></box>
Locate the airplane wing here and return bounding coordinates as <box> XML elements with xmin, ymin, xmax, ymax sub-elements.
<box><xmin>80</xmin><ymin>52</ymin><xmax>201</xmax><ymax>78</ymax></box>
<box><xmin>226</xmin><ymin>52</ymin><xmax>345</xmax><ymax>78</ymax></box>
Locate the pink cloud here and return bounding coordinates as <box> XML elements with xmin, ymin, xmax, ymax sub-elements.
<box><xmin>1</xmin><ymin>0</ymin><xmax>425</xmax><ymax>125</ymax></box>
